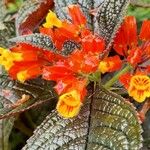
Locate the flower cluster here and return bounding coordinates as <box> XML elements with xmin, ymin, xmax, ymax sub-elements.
<box><xmin>0</xmin><ymin>4</ymin><xmax>150</xmax><ymax>118</ymax></box>
<box><xmin>0</xmin><ymin>5</ymin><xmax>106</xmax><ymax>118</ymax></box>
<box><xmin>114</xmin><ymin>16</ymin><xmax>150</xmax><ymax>102</ymax></box>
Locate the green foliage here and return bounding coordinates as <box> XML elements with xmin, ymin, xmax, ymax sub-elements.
<box><xmin>7</xmin><ymin>0</ymin><xmax>24</xmax><ymax>13</ymax></box>
<box><xmin>128</xmin><ymin>6</ymin><xmax>150</xmax><ymax>22</ymax></box>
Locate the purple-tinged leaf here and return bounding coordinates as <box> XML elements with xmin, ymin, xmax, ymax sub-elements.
<box><xmin>16</xmin><ymin>0</ymin><xmax>54</xmax><ymax>35</ymax></box>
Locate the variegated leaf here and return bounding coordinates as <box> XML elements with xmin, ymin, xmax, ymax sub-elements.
<box><xmin>9</xmin><ymin>33</ymin><xmax>57</xmax><ymax>52</ymax></box>
<box><xmin>95</xmin><ymin>0</ymin><xmax>130</xmax><ymax>50</ymax></box>
<box><xmin>61</xmin><ymin>40</ymin><xmax>80</xmax><ymax>56</ymax></box>
<box><xmin>0</xmin><ymin>21</ymin><xmax>15</xmax><ymax>48</ymax></box>
<box><xmin>22</xmin><ymin>87</ymin><xmax>143</xmax><ymax>150</ymax></box>
<box><xmin>0</xmin><ymin>75</ymin><xmax>56</xmax><ymax>119</ymax></box>
<box><xmin>15</xmin><ymin>0</ymin><xmax>54</xmax><ymax>35</ymax></box>
<box><xmin>0</xmin><ymin>74</ymin><xmax>56</xmax><ymax>149</ymax></box>
<box><xmin>0</xmin><ymin>117</ymin><xmax>15</xmax><ymax>150</ymax></box>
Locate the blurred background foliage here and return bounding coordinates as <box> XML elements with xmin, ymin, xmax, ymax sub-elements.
<box><xmin>127</xmin><ymin>0</ymin><xmax>150</xmax><ymax>23</ymax></box>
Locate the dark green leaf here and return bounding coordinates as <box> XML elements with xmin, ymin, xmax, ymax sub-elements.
<box><xmin>22</xmin><ymin>87</ymin><xmax>143</xmax><ymax>150</ymax></box>
<box><xmin>0</xmin><ymin>118</ymin><xmax>15</xmax><ymax>150</ymax></box>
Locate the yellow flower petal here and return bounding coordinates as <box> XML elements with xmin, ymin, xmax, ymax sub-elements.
<box><xmin>0</xmin><ymin>47</ymin><xmax>22</xmax><ymax>70</ymax></box>
<box><xmin>17</xmin><ymin>70</ymin><xmax>29</xmax><ymax>83</ymax></box>
<box><xmin>43</xmin><ymin>10</ymin><xmax>62</xmax><ymax>28</ymax></box>
<box><xmin>98</xmin><ymin>61</ymin><xmax>114</xmax><ymax>74</ymax></box>
<box><xmin>56</xmin><ymin>90</ymin><xmax>82</xmax><ymax>118</ymax></box>
<box><xmin>128</xmin><ymin>75</ymin><xmax>150</xmax><ymax>102</ymax></box>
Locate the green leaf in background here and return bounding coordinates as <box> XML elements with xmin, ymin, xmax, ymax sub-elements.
<box><xmin>7</xmin><ymin>0</ymin><xmax>24</xmax><ymax>14</ymax></box>
<box><xmin>22</xmin><ymin>87</ymin><xmax>143</xmax><ymax>150</ymax></box>
<box><xmin>128</xmin><ymin>0</ymin><xmax>150</xmax><ymax>23</ymax></box>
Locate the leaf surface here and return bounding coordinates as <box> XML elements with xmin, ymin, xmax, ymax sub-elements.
<box><xmin>22</xmin><ymin>87</ymin><xmax>143</xmax><ymax>150</ymax></box>
<box><xmin>95</xmin><ymin>0</ymin><xmax>130</xmax><ymax>50</ymax></box>
<box><xmin>0</xmin><ymin>75</ymin><xmax>56</xmax><ymax>119</ymax></box>
<box><xmin>0</xmin><ymin>22</ymin><xmax>15</xmax><ymax>48</ymax></box>
<box><xmin>15</xmin><ymin>0</ymin><xmax>54</xmax><ymax>35</ymax></box>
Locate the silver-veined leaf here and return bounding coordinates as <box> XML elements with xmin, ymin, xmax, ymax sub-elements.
<box><xmin>22</xmin><ymin>87</ymin><xmax>143</xmax><ymax>150</ymax></box>
<box><xmin>95</xmin><ymin>0</ymin><xmax>130</xmax><ymax>50</ymax></box>
<box><xmin>0</xmin><ymin>21</ymin><xmax>15</xmax><ymax>48</ymax></box>
<box><xmin>9</xmin><ymin>33</ymin><xmax>80</xmax><ymax>56</ymax></box>
<box><xmin>0</xmin><ymin>75</ymin><xmax>56</xmax><ymax>119</ymax></box>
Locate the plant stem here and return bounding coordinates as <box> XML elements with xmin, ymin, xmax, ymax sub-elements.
<box><xmin>104</xmin><ymin>64</ymin><xmax>132</xmax><ymax>89</ymax></box>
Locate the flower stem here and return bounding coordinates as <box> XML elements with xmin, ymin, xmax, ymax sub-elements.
<box><xmin>104</xmin><ymin>64</ymin><xmax>132</xmax><ymax>89</ymax></box>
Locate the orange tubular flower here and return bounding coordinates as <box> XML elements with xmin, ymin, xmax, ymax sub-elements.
<box><xmin>114</xmin><ymin>16</ymin><xmax>150</xmax><ymax>67</ymax></box>
<box><xmin>41</xmin><ymin>5</ymin><xmax>89</xmax><ymax>50</ymax></box>
<box><xmin>9</xmin><ymin>62</ymin><xmax>42</xmax><ymax>82</ymax></box>
<box><xmin>128</xmin><ymin>75</ymin><xmax>150</xmax><ymax>102</ymax></box>
<box><xmin>98</xmin><ymin>56</ymin><xmax>122</xmax><ymax>74</ymax></box>
<box><xmin>4</xmin><ymin>44</ymin><xmax>45</xmax><ymax>82</ymax></box>
<box><xmin>0</xmin><ymin>47</ymin><xmax>22</xmax><ymax>71</ymax></box>
<box><xmin>114</xmin><ymin>16</ymin><xmax>138</xmax><ymax>56</ymax></box>
<box><xmin>56</xmin><ymin>79</ymin><xmax>87</xmax><ymax>118</ymax></box>
<box><xmin>67</xmin><ymin>50</ymin><xmax>100</xmax><ymax>73</ymax></box>
<box><xmin>42</xmin><ymin>65</ymin><xmax>75</xmax><ymax>81</ymax></box>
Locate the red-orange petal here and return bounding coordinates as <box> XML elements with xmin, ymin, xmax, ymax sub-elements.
<box><xmin>68</xmin><ymin>5</ymin><xmax>86</xmax><ymax>26</ymax></box>
<box><xmin>139</xmin><ymin>20</ymin><xmax>150</xmax><ymax>41</ymax></box>
<box><xmin>127</xmin><ymin>47</ymin><xmax>142</xmax><ymax>66</ymax></box>
<box><xmin>113</xmin><ymin>16</ymin><xmax>138</xmax><ymax>56</ymax></box>
<box><xmin>42</xmin><ymin>65</ymin><xmax>74</xmax><ymax>81</ymax></box>
<box><xmin>124</xmin><ymin>16</ymin><xmax>138</xmax><ymax>48</ymax></box>
<box><xmin>82</xmin><ymin>34</ymin><xmax>105</xmax><ymax>53</ymax></box>
<box><xmin>119</xmin><ymin>73</ymin><xmax>132</xmax><ymax>89</ymax></box>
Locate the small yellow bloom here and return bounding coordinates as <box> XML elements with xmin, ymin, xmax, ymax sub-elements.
<box><xmin>56</xmin><ymin>90</ymin><xmax>82</xmax><ymax>118</ymax></box>
<box><xmin>98</xmin><ymin>61</ymin><xmax>114</xmax><ymax>74</ymax></box>
<box><xmin>0</xmin><ymin>47</ymin><xmax>22</xmax><ymax>70</ymax></box>
<box><xmin>17</xmin><ymin>70</ymin><xmax>29</xmax><ymax>83</ymax></box>
<box><xmin>43</xmin><ymin>10</ymin><xmax>62</xmax><ymax>28</ymax></box>
<box><xmin>128</xmin><ymin>75</ymin><xmax>150</xmax><ymax>102</ymax></box>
